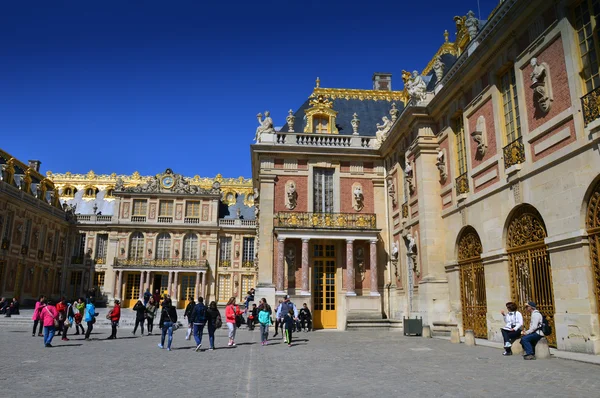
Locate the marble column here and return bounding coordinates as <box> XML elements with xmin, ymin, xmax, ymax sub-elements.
<box><xmin>146</xmin><ymin>271</ymin><xmax>152</xmax><ymax>291</ymax></box>
<box><xmin>370</xmin><ymin>240</ymin><xmax>380</xmax><ymax>296</ymax></box>
<box><xmin>195</xmin><ymin>271</ymin><xmax>201</xmax><ymax>299</ymax></box>
<box><xmin>116</xmin><ymin>270</ymin><xmax>123</xmax><ymax>300</ymax></box>
<box><xmin>173</xmin><ymin>271</ymin><xmax>179</xmax><ymax>300</ymax></box>
<box><xmin>138</xmin><ymin>270</ymin><xmax>145</xmax><ymax>299</ymax></box>
<box><xmin>167</xmin><ymin>271</ymin><xmax>173</xmax><ymax>297</ymax></box>
<box><xmin>113</xmin><ymin>270</ymin><xmax>119</xmax><ymax>298</ymax></box>
<box><xmin>276</xmin><ymin>238</ymin><xmax>285</xmax><ymax>293</ymax></box>
<box><xmin>301</xmin><ymin>239</ymin><xmax>310</xmax><ymax>295</ymax></box>
<box><xmin>346</xmin><ymin>240</ymin><xmax>356</xmax><ymax>296</ymax></box>
<box><xmin>201</xmin><ymin>272</ymin><xmax>206</xmax><ymax>299</ymax></box>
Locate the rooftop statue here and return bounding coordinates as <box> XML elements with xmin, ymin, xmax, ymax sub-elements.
<box><xmin>433</xmin><ymin>55</ymin><xmax>445</xmax><ymax>82</ymax></box>
<box><xmin>375</xmin><ymin>116</ymin><xmax>393</xmax><ymax>146</ymax></box>
<box><xmin>407</xmin><ymin>71</ymin><xmax>427</xmax><ymax>103</ymax></box>
<box><xmin>255</xmin><ymin>111</ymin><xmax>275</xmax><ymax>142</ymax></box>
<box><xmin>465</xmin><ymin>10</ymin><xmax>479</xmax><ymax>40</ymax></box>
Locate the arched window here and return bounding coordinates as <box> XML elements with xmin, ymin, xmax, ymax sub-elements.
<box><xmin>156</xmin><ymin>233</ymin><xmax>171</xmax><ymax>260</ymax></box>
<box><xmin>129</xmin><ymin>232</ymin><xmax>144</xmax><ymax>260</ymax></box>
<box><xmin>106</xmin><ymin>188</ymin><xmax>115</xmax><ymax>198</ymax></box>
<box><xmin>183</xmin><ymin>233</ymin><xmax>198</xmax><ymax>260</ymax></box>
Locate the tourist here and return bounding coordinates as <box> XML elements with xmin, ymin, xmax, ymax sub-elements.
<box><xmin>244</xmin><ymin>288</ymin><xmax>255</xmax><ymax>313</ymax></box>
<box><xmin>500</xmin><ymin>301</ymin><xmax>523</xmax><ymax>356</ymax></box>
<box><xmin>146</xmin><ymin>296</ymin><xmax>158</xmax><ymax>335</ymax></box>
<box><xmin>184</xmin><ymin>296</ymin><xmax>196</xmax><ymax>340</ymax></box>
<box><xmin>56</xmin><ymin>297</ymin><xmax>68</xmax><ymax>337</ymax></box>
<box><xmin>521</xmin><ymin>301</ymin><xmax>544</xmax><ymax>360</ymax></box>
<box><xmin>62</xmin><ymin>300</ymin><xmax>74</xmax><ymax>341</ymax></box>
<box><xmin>143</xmin><ymin>288</ymin><xmax>151</xmax><ymax>306</ymax></box>
<box><xmin>247</xmin><ymin>303</ymin><xmax>257</xmax><ymax>331</ymax></box>
<box><xmin>225</xmin><ymin>297</ymin><xmax>242</xmax><ymax>346</ymax></box>
<box><xmin>158</xmin><ymin>298</ymin><xmax>177</xmax><ymax>351</ymax></box>
<box><xmin>257</xmin><ymin>298</ymin><xmax>272</xmax><ymax>346</ymax></box>
<box><xmin>74</xmin><ymin>298</ymin><xmax>85</xmax><ymax>335</ymax></box>
<box><xmin>206</xmin><ymin>301</ymin><xmax>221</xmax><ymax>351</ymax></box>
<box><xmin>107</xmin><ymin>299</ymin><xmax>121</xmax><ymax>339</ymax></box>
<box><xmin>40</xmin><ymin>299</ymin><xmax>58</xmax><ymax>347</ymax></box>
<box><xmin>152</xmin><ymin>289</ymin><xmax>161</xmax><ymax>306</ymax></box>
<box><xmin>273</xmin><ymin>299</ymin><xmax>283</xmax><ymax>338</ymax></box>
<box><xmin>32</xmin><ymin>295</ymin><xmax>45</xmax><ymax>337</ymax></box>
<box><xmin>299</xmin><ymin>303</ymin><xmax>312</xmax><ymax>332</ymax></box>
<box><xmin>0</xmin><ymin>297</ymin><xmax>7</xmax><ymax>314</ymax></box>
<box><xmin>276</xmin><ymin>295</ymin><xmax>298</xmax><ymax>338</ymax></box>
<box><xmin>192</xmin><ymin>296</ymin><xmax>207</xmax><ymax>352</ymax></box>
<box><xmin>132</xmin><ymin>300</ymin><xmax>146</xmax><ymax>336</ymax></box>
<box><xmin>283</xmin><ymin>309</ymin><xmax>296</xmax><ymax>347</ymax></box>
<box><xmin>84</xmin><ymin>298</ymin><xmax>97</xmax><ymax>341</ymax></box>
<box><xmin>5</xmin><ymin>297</ymin><xmax>19</xmax><ymax>317</ymax></box>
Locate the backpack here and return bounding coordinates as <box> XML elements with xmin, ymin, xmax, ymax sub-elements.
<box><xmin>193</xmin><ymin>303</ymin><xmax>207</xmax><ymax>324</ymax></box>
<box><xmin>539</xmin><ymin>314</ymin><xmax>552</xmax><ymax>336</ymax></box>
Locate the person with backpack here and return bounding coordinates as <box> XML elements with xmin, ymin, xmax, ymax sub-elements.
<box><xmin>39</xmin><ymin>299</ymin><xmax>58</xmax><ymax>347</ymax></box>
<box><xmin>225</xmin><ymin>297</ymin><xmax>242</xmax><ymax>347</ymax></box>
<box><xmin>257</xmin><ymin>298</ymin><xmax>272</xmax><ymax>346</ymax></box>
<box><xmin>500</xmin><ymin>301</ymin><xmax>523</xmax><ymax>356</ymax></box>
<box><xmin>206</xmin><ymin>301</ymin><xmax>221</xmax><ymax>351</ymax></box>
<box><xmin>158</xmin><ymin>298</ymin><xmax>178</xmax><ymax>351</ymax></box>
<box><xmin>275</xmin><ymin>295</ymin><xmax>298</xmax><ymax>338</ymax></box>
<box><xmin>184</xmin><ymin>296</ymin><xmax>196</xmax><ymax>340</ymax></box>
<box><xmin>520</xmin><ymin>301</ymin><xmax>545</xmax><ymax>360</ymax></box>
<box><xmin>191</xmin><ymin>297</ymin><xmax>208</xmax><ymax>352</ymax></box>
<box><xmin>74</xmin><ymin>297</ymin><xmax>85</xmax><ymax>335</ymax></box>
<box><xmin>84</xmin><ymin>298</ymin><xmax>97</xmax><ymax>341</ymax></box>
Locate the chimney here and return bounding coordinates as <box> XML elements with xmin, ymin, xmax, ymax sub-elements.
<box><xmin>28</xmin><ymin>160</ymin><xmax>41</xmax><ymax>172</ymax></box>
<box><xmin>372</xmin><ymin>72</ymin><xmax>392</xmax><ymax>91</ymax></box>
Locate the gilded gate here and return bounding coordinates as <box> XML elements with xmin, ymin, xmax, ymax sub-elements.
<box><xmin>458</xmin><ymin>227</ymin><xmax>487</xmax><ymax>338</ymax></box>
<box><xmin>507</xmin><ymin>205</ymin><xmax>556</xmax><ymax>347</ymax></box>
<box><xmin>586</xmin><ymin>180</ymin><xmax>600</xmax><ymax>325</ymax></box>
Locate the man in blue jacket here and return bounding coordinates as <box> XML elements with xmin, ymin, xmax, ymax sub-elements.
<box><xmin>192</xmin><ymin>297</ymin><xmax>208</xmax><ymax>352</ymax></box>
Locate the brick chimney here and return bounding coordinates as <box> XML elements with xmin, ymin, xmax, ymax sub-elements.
<box><xmin>28</xmin><ymin>160</ymin><xmax>41</xmax><ymax>172</ymax></box>
<box><xmin>372</xmin><ymin>72</ymin><xmax>392</xmax><ymax>91</ymax></box>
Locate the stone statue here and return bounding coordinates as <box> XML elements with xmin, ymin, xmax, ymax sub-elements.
<box><xmin>115</xmin><ymin>177</ymin><xmax>125</xmax><ymax>191</ymax></box>
<box><xmin>387</xmin><ymin>178</ymin><xmax>397</xmax><ymax>207</ymax></box>
<box><xmin>472</xmin><ymin>115</ymin><xmax>488</xmax><ymax>157</ymax></box>
<box><xmin>436</xmin><ymin>150</ymin><xmax>448</xmax><ymax>182</ymax></box>
<box><xmin>405</xmin><ymin>163</ymin><xmax>415</xmax><ymax>194</ymax></box>
<box><xmin>353</xmin><ymin>185</ymin><xmax>364</xmax><ymax>212</ymax></box>
<box><xmin>530</xmin><ymin>58</ymin><xmax>553</xmax><ymax>113</ymax></box>
<box><xmin>285</xmin><ymin>247</ymin><xmax>295</xmax><ymax>265</ymax></box>
<box><xmin>390</xmin><ymin>103</ymin><xmax>399</xmax><ymax>122</ymax></box>
<box><xmin>405</xmin><ymin>233</ymin><xmax>419</xmax><ymax>277</ymax></box>
<box><xmin>285</xmin><ymin>181</ymin><xmax>297</xmax><ymax>210</ymax></box>
<box><xmin>351</xmin><ymin>113</ymin><xmax>360</xmax><ymax>135</ymax></box>
<box><xmin>286</xmin><ymin>109</ymin><xmax>295</xmax><ymax>133</ymax></box>
<box><xmin>465</xmin><ymin>10</ymin><xmax>479</xmax><ymax>41</ymax></box>
<box><xmin>376</xmin><ymin>116</ymin><xmax>393</xmax><ymax>145</ymax></box>
<box><xmin>433</xmin><ymin>55</ymin><xmax>445</xmax><ymax>82</ymax></box>
<box><xmin>392</xmin><ymin>241</ymin><xmax>399</xmax><ymax>259</ymax></box>
<box><xmin>407</xmin><ymin>71</ymin><xmax>427</xmax><ymax>103</ymax></box>
<box><xmin>255</xmin><ymin>111</ymin><xmax>275</xmax><ymax>142</ymax></box>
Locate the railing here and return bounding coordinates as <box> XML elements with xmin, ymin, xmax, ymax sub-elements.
<box><xmin>242</xmin><ymin>260</ymin><xmax>254</xmax><ymax>268</ymax></box>
<box><xmin>402</xmin><ymin>202</ymin><xmax>409</xmax><ymax>218</ymax></box>
<box><xmin>157</xmin><ymin>216</ymin><xmax>173</xmax><ymax>223</ymax></box>
<box><xmin>95</xmin><ymin>257</ymin><xmax>106</xmax><ymax>265</ymax></box>
<box><xmin>96</xmin><ymin>215</ymin><xmax>112</xmax><ymax>222</ymax></box>
<box><xmin>456</xmin><ymin>172</ymin><xmax>469</xmax><ymax>195</ymax></box>
<box><xmin>184</xmin><ymin>217</ymin><xmax>200</xmax><ymax>224</ymax></box>
<box><xmin>76</xmin><ymin>214</ymin><xmax>113</xmax><ymax>224</ymax></box>
<box><xmin>219</xmin><ymin>260</ymin><xmax>231</xmax><ymax>267</ymax></box>
<box><xmin>582</xmin><ymin>86</ymin><xmax>600</xmax><ymax>126</ymax></box>
<box><xmin>114</xmin><ymin>258</ymin><xmax>206</xmax><ymax>268</ymax></box>
<box><xmin>131</xmin><ymin>215</ymin><xmax>146</xmax><ymax>222</ymax></box>
<box><xmin>77</xmin><ymin>214</ymin><xmax>92</xmax><ymax>221</ymax></box>
<box><xmin>273</xmin><ymin>133</ymin><xmax>374</xmax><ymax>148</ymax></box>
<box><xmin>218</xmin><ymin>218</ymin><xmax>256</xmax><ymax>228</ymax></box>
<box><xmin>274</xmin><ymin>212</ymin><xmax>377</xmax><ymax>229</ymax></box>
<box><xmin>503</xmin><ymin>136</ymin><xmax>525</xmax><ymax>169</ymax></box>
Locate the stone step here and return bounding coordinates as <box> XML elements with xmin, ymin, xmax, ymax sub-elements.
<box><xmin>346</xmin><ymin>319</ymin><xmax>403</xmax><ymax>330</ymax></box>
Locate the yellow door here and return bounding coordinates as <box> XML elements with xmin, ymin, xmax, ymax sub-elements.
<box><xmin>123</xmin><ymin>273</ymin><xmax>141</xmax><ymax>308</ymax></box>
<box><xmin>312</xmin><ymin>244</ymin><xmax>337</xmax><ymax>329</ymax></box>
<box><xmin>178</xmin><ymin>274</ymin><xmax>196</xmax><ymax>309</ymax></box>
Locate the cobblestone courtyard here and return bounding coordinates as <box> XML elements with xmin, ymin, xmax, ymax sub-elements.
<box><xmin>0</xmin><ymin>324</ymin><xmax>598</xmax><ymax>398</ymax></box>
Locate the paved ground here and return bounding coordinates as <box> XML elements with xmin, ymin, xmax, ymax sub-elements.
<box><xmin>0</xmin><ymin>323</ymin><xmax>598</xmax><ymax>398</ymax></box>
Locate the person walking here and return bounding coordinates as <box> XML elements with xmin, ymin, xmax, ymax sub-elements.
<box><xmin>132</xmin><ymin>300</ymin><xmax>146</xmax><ymax>336</ymax></box>
<box><xmin>191</xmin><ymin>297</ymin><xmax>208</xmax><ymax>352</ymax></box>
<box><xmin>276</xmin><ymin>295</ymin><xmax>298</xmax><ymax>339</ymax></box>
<box><xmin>146</xmin><ymin>296</ymin><xmax>158</xmax><ymax>335</ymax></box>
<box><xmin>283</xmin><ymin>309</ymin><xmax>296</xmax><ymax>347</ymax></box>
<box><xmin>521</xmin><ymin>301</ymin><xmax>544</xmax><ymax>360</ymax></box>
<box><xmin>206</xmin><ymin>301</ymin><xmax>221</xmax><ymax>351</ymax></box>
<box><xmin>225</xmin><ymin>297</ymin><xmax>241</xmax><ymax>347</ymax></box>
<box><xmin>107</xmin><ymin>299</ymin><xmax>121</xmax><ymax>339</ymax></box>
<box><xmin>184</xmin><ymin>297</ymin><xmax>196</xmax><ymax>341</ymax></box>
<box><xmin>84</xmin><ymin>298</ymin><xmax>96</xmax><ymax>341</ymax></box>
<box><xmin>258</xmin><ymin>298</ymin><xmax>272</xmax><ymax>346</ymax></box>
<box><xmin>31</xmin><ymin>295</ymin><xmax>45</xmax><ymax>337</ymax></box>
<box><xmin>56</xmin><ymin>297</ymin><xmax>68</xmax><ymax>338</ymax></box>
<box><xmin>152</xmin><ymin>289</ymin><xmax>161</xmax><ymax>307</ymax></box>
<box><xmin>143</xmin><ymin>288</ymin><xmax>151</xmax><ymax>306</ymax></box>
<box><xmin>500</xmin><ymin>301</ymin><xmax>523</xmax><ymax>356</ymax></box>
<box><xmin>74</xmin><ymin>298</ymin><xmax>85</xmax><ymax>335</ymax></box>
<box><xmin>273</xmin><ymin>299</ymin><xmax>283</xmax><ymax>338</ymax></box>
<box><xmin>40</xmin><ymin>300</ymin><xmax>58</xmax><ymax>348</ymax></box>
<box><xmin>158</xmin><ymin>298</ymin><xmax>178</xmax><ymax>351</ymax></box>
<box><xmin>62</xmin><ymin>300</ymin><xmax>74</xmax><ymax>341</ymax></box>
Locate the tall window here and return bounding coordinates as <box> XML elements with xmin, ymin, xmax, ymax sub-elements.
<box><xmin>313</xmin><ymin>115</ymin><xmax>328</xmax><ymax>134</ymax></box>
<box><xmin>314</xmin><ymin>168</ymin><xmax>334</xmax><ymax>213</ymax></box>
<box><xmin>23</xmin><ymin>219</ymin><xmax>32</xmax><ymax>247</ymax></box>
<box><xmin>156</xmin><ymin>233</ymin><xmax>171</xmax><ymax>260</ymax></box>
<box><xmin>159</xmin><ymin>200</ymin><xmax>174</xmax><ymax>217</ymax></box>
<box><xmin>500</xmin><ymin>69</ymin><xmax>521</xmax><ymax>143</ymax></box>
<box><xmin>75</xmin><ymin>233</ymin><xmax>86</xmax><ymax>258</ymax></box>
<box><xmin>129</xmin><ymin>232</ymin><xmax>144</xmax><ymax>260</ymax></box>
<box><xmin>454</xmin><ymin>116</ymin><xmax>468</xmax><ymax>176</ymax></box>
<box><xmin>3</xmin><ymin>211</ymin><xmax>14</xmax><ymax>241</ymax></box>
<box><xmin>132</xmin><ymin>199</ymin><xmax>147</xmax><ymax>216</ymax></box>
<box><xmin>96</xmin><ymin>234</ymin><xmax>108</xmax><ymax>260</ymax></box>
<box><xmin>186</xmin><ymin>201</ymin><xmax>200</xmax><ymax>218</ymax></box>
<box><xmin>242</xmin><ymin>237</ymin><xmax>255</xmax><ymax>265</ymax></box>
<box><xmin>183</xmin><ymin>233</ymin><xmax>198</xmax><ymax>260</ymax></box>
<box><xmin>219</xmin><ymin>237</ymin><xmax>232</xmax><ymax>266</ymax></box>
<box><xmin>574</xmin><ymin>0</ymin><xmax>600</xmax><ymax>92</ymax></box>
<box><xmin>94</xmin><ymin>272</ymin><xmax>105</xmax><ymax>289</ymax></box>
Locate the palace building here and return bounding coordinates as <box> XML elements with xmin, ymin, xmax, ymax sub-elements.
<box><xmin>250</xmin><ymin>0</ymin><xmax>600</xmax><ymax>355</ymax></box>
<box><xmin>47</xmin><ymin>169</ymin><xmax>256</xmax><ymax>309</ymax></box>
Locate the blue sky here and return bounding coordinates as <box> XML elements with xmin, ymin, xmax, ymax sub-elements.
<box><xmin>1</xmin><ymin>0</ymin><xmax>499</xmax><ymax>178</ymax></box>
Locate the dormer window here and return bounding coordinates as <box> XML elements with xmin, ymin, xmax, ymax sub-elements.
<box><xmin>304</xmin><ymin>95</ymin><xmax>338</xmax><ymax>134</ymax></box>
<box><xmin>83</xmin><ymin>186</ymin><xmax>99</xmax><ymax>199</ymax></box>
<box><xmin>313</xmin><ymin>116</ymin><xmax>328</xmax><ymax>134</ymax></box>
<box><xmin>62</xmin><ymin>186</ymin><xmax>77</xmax><ymax>198</ymax></box>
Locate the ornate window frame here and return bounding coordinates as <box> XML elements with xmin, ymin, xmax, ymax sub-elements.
<box><xmin>304</xmin><ymin>95</ymin><xmax>338</xmax><ymax>134</ymax></box>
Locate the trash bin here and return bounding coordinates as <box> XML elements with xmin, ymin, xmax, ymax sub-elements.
<box><xmin>403</xmin><ymin>316</ymin><xmax>423</xmax><ymax>336</ymax></box>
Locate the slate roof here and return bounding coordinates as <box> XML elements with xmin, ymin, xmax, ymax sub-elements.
<box><xmin>218</xmin><ymin>193</ymin><xmax>255</xmax><ymax>220</ymax></box>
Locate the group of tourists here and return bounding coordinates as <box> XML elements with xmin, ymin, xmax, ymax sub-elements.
<box><xmin>0</xmin><ymin>297</ymin><xmax>20</xmax><ymax>317</ymax></box>
<box><xmin>500</xmin><ymin>300</ymin><xmax>551</xmax><ymax>360</ymax></box>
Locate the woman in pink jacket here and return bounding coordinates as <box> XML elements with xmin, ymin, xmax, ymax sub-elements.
<box><xmin>39</xmin><ymin>300</ymin><xmax>58</xmax><ymax>348</ymax></box>
<box><xmin>31</xmin><ymin>295</ymin><xmax>45</xmax><ymax>337</ymax></box>
<box><xmin>225</xmin><ymin>297</ymin><xmax>241</xmax><ymax>347</ymax></box>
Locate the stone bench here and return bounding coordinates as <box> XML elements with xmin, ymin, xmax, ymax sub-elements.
<box><xmin>509</xmin><ymin>336</ymin><xmax>550</xmax><ymax>358</ymax></box>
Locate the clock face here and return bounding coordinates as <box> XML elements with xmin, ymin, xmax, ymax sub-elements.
<box><xmin>162</xmin><ymin>176</ymin><xmax>174</xmax><ymax>189</ymax></box>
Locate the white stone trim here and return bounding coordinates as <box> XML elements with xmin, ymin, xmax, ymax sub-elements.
<box><xmin>545</xmin><ymin>229</ymin><xmax>589</xmax><ymax>253</ymax></box>
<box><xmin>527</xmin><ymin>107</ymin><xmax>573</xmax><ymax>143</ymax></box>
<box><xmin>533</xmin><ymin>126</ymin><xmax>571</xmax><ymax>155</ymax></box>
<box><xmin>274</xmin><ymin>230</ymin><xmax>379</xmax><ymax>241</ymax></box>
<box><xmin>442</xmin><ymin>194</ymin><xmax>453</xmax><ymax>206</ymax></box>
<box><xmin>474</xmin><ymin>168</ymin><xmax>498</xmax><ymax>188</ymax></box>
